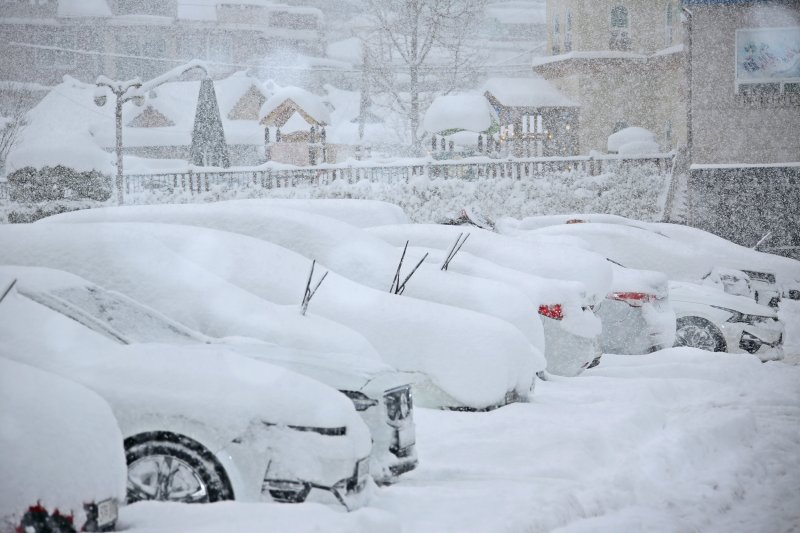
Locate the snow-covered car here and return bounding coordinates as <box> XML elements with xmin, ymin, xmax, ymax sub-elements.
<box><xmin>0</xmin><ymin>357</ymin><xmax>125</xmax><ymax>533</ymax></box>
<box><xmin>42</xmin><ymin>202</ymin><xmax>548</xmax><ymax>370</ymax></box>
<box><xmin>0</xmin><ymin>223</ymin><xmax>537</xmax><ymax>411</ymax></box>
<box><xmin>670</xmin><ymin>281</ymin><xmax>784</xmax><ymax>362</ymax></box>
<box><xmin>0</xmin><ymin>278</ymin><xmax>373</xmax><ymax>509</ymax></box>
<box><xmin>502</xmin><ymin>213</ymin><xmax>800</xmax><ymax>308</ymax></box>
<box><xmin>4</xmin><ymin>265</ymin><xmax>417</xmax><ymax>483</ymax></box>
<box><xmin>365</xmin><ymin>222</ymin><xmax>608</xmax><ymax>375</ymax></box>
<box><xmin>701</xmin><ymin>267</ymin><xmax>753</xmax><ymax>298</ymax></box>
<box><xmin>597</xmin><ymin>261</ymin><xmax>676</xmax><ymax>355</ymax></box>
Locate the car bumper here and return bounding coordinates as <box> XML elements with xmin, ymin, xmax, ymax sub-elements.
<box><xmin>541</xmin><ymin>317</ymin><xmax>602</xmax><ymax>376</ymax></box>
<box><xmin>596</xmin><ymin>299</ymin><xmax>675</xmax><ymax>355</ymax></box>
<box><xmin>719</xmin><ymin>321</ymin><xmax>784</xmax><ymax>362</ymax></box>
<box><xmin>218</xmin><ymin>424</ymin><xmax>372</xmax><ymax>509</ymax></box>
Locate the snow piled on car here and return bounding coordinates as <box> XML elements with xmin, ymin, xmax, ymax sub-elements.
<box><xmin>0</xmin><ymin>357</ymin><xmax>126</xmax><ymax>530</ymax></box>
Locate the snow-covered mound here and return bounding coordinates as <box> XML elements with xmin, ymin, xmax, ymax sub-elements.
<box><xmin>0</xmin><ymin>357</ymin><xmax>126</xmax><ymax>530</ymax></box>
<box><xmin>607</xmin><ymin>127</ymin><xmax>658</xmax><ymax>154</ymax></box>
<box><xmin>423</xmin><ymin>93</ymin><xmax>493</xmax><ymax>134</ymax></box>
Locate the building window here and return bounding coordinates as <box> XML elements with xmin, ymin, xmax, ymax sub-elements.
<box><xmin>664</xmin><ymin>120</ymin><xmax>672</xmax><ymax>150</ymax></box>
<box><xmin>610</xmin><ymin>6</ymin><xmax>630</xmax><ymax>51</ymax></box>
<box><xmin>552</xmin><ymin>14</ymin><xmax>561</xmax><ymax>54</ymax></box>
<box><xmin>565</xmin><ymin>11</ymin><xmax>573</xmax><ymax>52</ymax></box>
<box><xmin>665</xmin><ymin>4</ymin><xmax>674</xmax><ymax>46</ymax></box>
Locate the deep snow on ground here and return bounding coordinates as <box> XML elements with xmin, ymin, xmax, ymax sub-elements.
<box><xmin>120</xmin><ymin>348</ymin><xmax>800</xmax><ymax>533</ymax></box>
<box><xmin>780</xmin><ymin>299</ymin><xmax>800</xmax><ymax>365</ymax></box>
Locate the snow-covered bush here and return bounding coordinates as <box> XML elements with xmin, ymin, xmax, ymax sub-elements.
<box><xmin>7</xmin><ymin>165</ymin><xmax>112</xmax><ymax>203</ymax></box>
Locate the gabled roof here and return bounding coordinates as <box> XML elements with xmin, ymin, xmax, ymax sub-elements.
<box><xmin>127</xmin><ymin>106</ymin><xmax>175</xmax><ymax>128</ymax></box>
<box><xmin>260</xmin><ymin>87</ymin><xmax>331</xmax><ymax>125</ymax></box>
<box><xmin>483</xmin><ymin>77</ymin><xmax>578</xmax><ymax>108</ymax></box>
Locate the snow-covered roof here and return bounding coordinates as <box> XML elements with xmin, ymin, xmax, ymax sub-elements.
<box><xmin>423</xmin><ymin>93</ymin><xmax>493</xmax><ymax>134</ymax></box>
<box><xmin>483</xmin><ymin>77</ymin><xmax>578</xmax><ymax>108</ymax></box>
<box><xmin>607</xmin><ymin>127</ymin><xmax>657</xmax><ymax>153</ymax></box>
<box><xmin>259</xmin><ymin>86</ymin><xmax>331</xmax><ymax>125</ymax></box>
<box><xmin>327</xmin><ymin>37</ymin><xmax>362</xmax><ymax>65</ymax></box>
<box><xmin>7</xmin><ymin>77</ymin><xmax>114</xmax><ymax>173</ymax></box>
<box><xmin>57</xmin><ymin>0</ymin><xmax>111</xmax><ymax>18</ymax></box>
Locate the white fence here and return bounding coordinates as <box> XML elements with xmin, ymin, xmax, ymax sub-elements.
<box><xmin>122</xmin><ymin>154</ymin><xmax>674</xmax><ymax>197</ymax></box>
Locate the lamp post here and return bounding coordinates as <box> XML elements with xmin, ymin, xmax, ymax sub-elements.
<box><xmin>94</xmin><ymin>77</ymin><xmax>142</xmax><ymax>205</ymax></box>
<box><xmin>95</xmin><ymin>60</ymin><xmax>209</xmax><ymax>205</ymax></box>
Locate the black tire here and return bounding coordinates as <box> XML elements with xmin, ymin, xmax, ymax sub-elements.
<box><xmin>674</xmin><ymin>316</ymin><xmax>727</xmax><ymax>352</ymax></box>
<box><xmin>124</xmin><ymin>432</ymin><xmax>234</xmax><ymax>504</ymax></box>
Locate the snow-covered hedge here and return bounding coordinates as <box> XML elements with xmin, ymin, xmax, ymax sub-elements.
<box><xmin>0</xmin><ymin>163</ymin><xmax>668</xmax><ymax>224</ymax></box>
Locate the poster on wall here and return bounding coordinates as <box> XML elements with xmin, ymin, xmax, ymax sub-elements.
<box><xmin>735</xmin><ymin>26</ymin><xmax>800</xmax><ymax>83</ymax></box>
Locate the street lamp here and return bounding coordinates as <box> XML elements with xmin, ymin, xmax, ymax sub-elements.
<box><xmin>95</xmin><ymin>60</ymin><xmax>209</xmax><ymax>204</ymax></box>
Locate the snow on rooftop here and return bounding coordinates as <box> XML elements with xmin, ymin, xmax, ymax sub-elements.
<box><xmin>483</xmin><ymin>77</ymin><xmax>578</xmax><ymax>108</ymax></box>
<box><xmin>7</xmin><ymin>77</ymin><xmax>114</xmax><ymax>173</ymax></box>
<box><xmin>260</xmin><ymin>86</ymin><xmax>331</xmax><ymax>125</ymax></box>
<box><xmin>57</xmin><ymin>0</ymin><xmax>112</xmax><ymax>18</ymax></box>
<box><xmin>423</xmin><ymin>93</ymin><xmax>492</xmax><ymax>134</ymax></box>
<box><xmin>327</xmin><ymin>37</ymin><xmax>362</xmax><ymax>65</ymax></box>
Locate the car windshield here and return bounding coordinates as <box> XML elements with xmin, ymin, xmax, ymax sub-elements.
<box><xmin>25</xmin><ymin>285</ymin><xmax>201</xmax><ymax>345</ymax></box>
<box><xmin>741</xmin><ymin>270</ymin><xmax>777</xmax><ymax>284</ymax></box>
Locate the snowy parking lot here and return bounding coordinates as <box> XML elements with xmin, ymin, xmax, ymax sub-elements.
<box><xmin>119</xmin><ymin>344</ymin><xmax>800</xmax><ymax>533</ymax></box>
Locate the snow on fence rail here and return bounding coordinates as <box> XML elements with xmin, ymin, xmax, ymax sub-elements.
<box><xmin>123</xmin><ymin>154</ymin><xmax>673</xmax><ymax>196</ymax></box>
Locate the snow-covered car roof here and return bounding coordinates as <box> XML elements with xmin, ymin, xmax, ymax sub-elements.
<box><xmin>0</xmin><ymin>357</ymin><xmax>126</xmax><ymax>529</ymax></box>
<box><xmin>669</xmin><ymin>281</ymin><xmax>778</xmax><ymax>317</ymax></box>
<box><xmin>3</xmin><ymin>265</ymin><xmax>403</xmax><ymax>393</ymax></box>
<box><xmin>503</xmin><ymin>214</ymin><xmax>800</xmax><ymax>288</ymax></box>
<box><xmin>215</xmin><ymin>199</ymin><xmax>410</xmax><ymax>228</ymax></box>
<box><xmin>3</xmin><ymin>222</ymin><xmax>534</xmax><ymax>409</ymax></box>
<box><xmin>0</xmin><ymin>223</ymin><xmax>380</xmax><ymax>364</ymax></box>
<box><xmin>0</xmin><ymin>273</ymin><xmax>371</xmax><ymax>443</ymax></box>
<box><xmin>367</xmin><ymin>223</ymin><xmax>612</xmax><ymax>306</ymax></box>
<box><xmin>507</xmin><ymin>220</ymin><xmax>713</xmax><ymax>282</ymax></box>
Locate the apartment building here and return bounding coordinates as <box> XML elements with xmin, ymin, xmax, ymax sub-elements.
<box><xmin>534</xmin><ymin>0</ymin><xmax>686</xmax><ymax>154</ymax></box>
<box><xmin>0</xmin><ymin>0</ymin><xmax>325</xmax><ymax>86</ymax></box>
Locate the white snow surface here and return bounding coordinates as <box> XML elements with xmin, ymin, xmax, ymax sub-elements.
<box><xmin>28</xmin><ymin>214</ymin><xmax>537</xmax><ymax>407</ymax></box>
<box><xmin>227</xmin><ymin>199</ymin><xmax>410</xmax><ymax>228</ymax></box>
<box><xmin>608</xmin><ymin>127</ymin><xmax>658</xmax><ymax>154</ymax></box>
<box><xmin>0</xmin><ymin>282</ymin><xmax>369</xmax><ymax>439</ymax></box>
<box><xmin>115</xmin><ymin>348</ymin><xmax>800</xmax><ymax>532</ymax></box>
<box><xmin>483</xmin><ymin>77</ymin><xmax>578</xmax><ymax>108</ymax></box>
<box><xmin>423</xmin><ymin>93</ymin><xmax>493</xmax><ymax>133</ymax></box>
<box><xmin>366</xmin><ymin>222</ymin><xmax>612</xmax><ymax>307</ymax></box>
<box><xmin>0</xmin><ymin>224</ymin><xmax>382</xmax><ymax>366</ymax></box>
<box><xmin>0</xmin><ymin>357</ymin><xmax>126</xmax><ymax>529</ymax></box>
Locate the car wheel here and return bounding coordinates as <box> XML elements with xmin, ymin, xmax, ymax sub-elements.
<box><xmin>674</xmin><ymin>316</ymin><xmax>727</xmax><ymax>352</ymax></box>
<box><xmin>125</xmin><ymin>432</ymin><xmax>234</xmax><ymax>504</ymax></box>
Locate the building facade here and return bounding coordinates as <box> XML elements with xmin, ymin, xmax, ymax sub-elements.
<box><xmin>0</xmin><ymin>0</ymin><xmax>325</xmax><ymax>87</ymax></box>
<box><xmin>535</xmin><ymin>0</ymin><xmax>687</xmax><ymax>154</ymax></box>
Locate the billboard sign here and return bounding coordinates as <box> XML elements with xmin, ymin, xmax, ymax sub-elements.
<box><xmin>735</xmin><ymin>26</ymin><xmax>800</xmax><ymax>84</ymax></box>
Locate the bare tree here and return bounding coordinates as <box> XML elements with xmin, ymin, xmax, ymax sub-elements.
<box><xmin>0</xmin><ymin>84</ymin><xmax>31</xmax><ymax>174</ymax></box>
<box><xmin>361</xmin><ymin>0</ymin><xmax>486</xmax><ymax>153</ymax></box>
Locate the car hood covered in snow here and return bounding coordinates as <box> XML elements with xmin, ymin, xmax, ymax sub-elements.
<box><xmin>3</xmin><ymin>223</ymin><xmax>538</xmax><ymax>409</ymax></box>
<box><xmin>0</xmin><ymin>282</ymin><xmax>370</xmax><ymax>448</ymax></box>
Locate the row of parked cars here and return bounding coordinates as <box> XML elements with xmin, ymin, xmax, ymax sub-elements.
<box><xmin>1</xmin><ymin>200</ymin><xmax>796</xmax><ymax>531</ymax></box>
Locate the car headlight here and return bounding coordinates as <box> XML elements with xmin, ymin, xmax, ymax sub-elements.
<box><xmin>711</xmin><ymin>306</ymin><xmax>772</xmax><ymax>324</ymax></box>
<box><xmin>341</xmin><ymin>390</ymin><xmax>379</xmax><ymax>411</ymax></box>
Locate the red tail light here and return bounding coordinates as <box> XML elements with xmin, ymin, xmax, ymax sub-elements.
<box><xmin>538</xmin><ymin>304</ymin><xmax>564</xmax><ymax>320</ymax></box>
<box><xmin>608</xmin><ymin>292</ymin><xmax>656</xmax><ymax>307</ymax></box>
